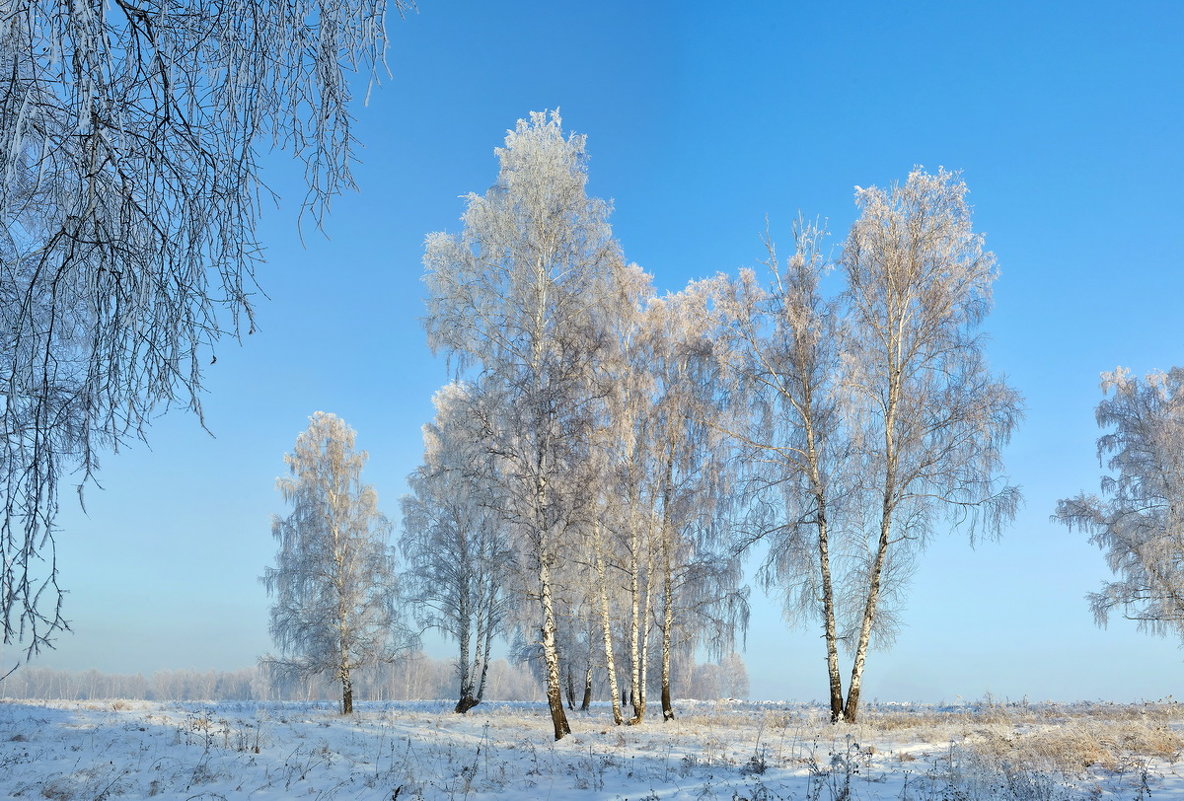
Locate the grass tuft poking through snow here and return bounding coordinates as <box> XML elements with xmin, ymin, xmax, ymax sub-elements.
<box><xmin>0</xmin><ymin>698</ymin><xmax>1181</xmax><ymax>800</ymax></box>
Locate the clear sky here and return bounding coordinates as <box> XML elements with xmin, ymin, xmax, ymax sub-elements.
<box><xmin>12</xmin><ymin>0</ymin><xmax>1184</xmax><ymax>704</ymax></box>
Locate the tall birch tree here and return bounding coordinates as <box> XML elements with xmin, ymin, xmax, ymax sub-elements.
<box><xmin>839</xmin><ymin>168</ymin><xmax>1021</xmax><ymax>722</ymax></box>
<box><xmin>714</xmin><ymin>220</ymin><xmax>853</xmax><ymax>722</ymax></box>
<box><xmin>423</xmin><ymin>111</ymin><xmax>621</xmax><ymax>741</ymax></box>
<box><xmin>262</xmin><ymin>412</ymin><xmax>400</xmax><ymax>715</ymax></box>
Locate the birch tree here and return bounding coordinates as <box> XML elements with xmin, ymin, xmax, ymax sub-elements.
<box><xmin>595</xmin><ymin>265</ymin><xmax>660</xmax><ymax>726</ymax></box>
<box><xmin>839</xmin><ymin>168</ymin><xmax>1021</xmax><ymax>722</ymax></box>
<box><xmin>1</xmin><ymin>0</ymin><xmax>409</xmax><ymax>658</ymax></box>
<box><xmin>400</xmin><ymin>382</ymin><xmax>513</xmax><ymax>713</ymax></box>
<box><xmin>423</xmin><ymin>111</ymin><xmax>621</xmax><ymax>741</ymax></box>
<box><xmin>646</xmin><ymin>285</ymin><xmax>748</xmax><ymax>722</ymax></box>
<box><xmin>1055</xmin><ymin>367</ymin><xmax>1184</xmax><ymax>638</ymax></box>
<box><xmin>714</xmin><ymin>220</ymin><xmax>854</xmax><ymax>722</ymax></box>
<box><xmin>262</xmin><ymin>412</ymin><xmax>400</xmax><ymax>715</ymax></box>
<box><xmin>583</xmin><ymin>275</ymin><xmax>748</xmax><ymax>725</ymax></box>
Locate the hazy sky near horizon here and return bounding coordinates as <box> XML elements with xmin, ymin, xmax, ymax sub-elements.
<box><xmin>10</xmin><ymin>1</ymin><xmax>1183</xmax><ymax>703</ymax></box>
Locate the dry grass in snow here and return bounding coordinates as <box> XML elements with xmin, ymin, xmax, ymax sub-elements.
<box><xmin>0</xmin><ymin>698</ymin><xmax>1181</xmax><ymax>800</ymax></box>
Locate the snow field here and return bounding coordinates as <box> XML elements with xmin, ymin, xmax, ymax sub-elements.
<box><xmin>1</xmin><ymin>699</ymin><xmax>1182</xmax><ymax>800</ymax></box>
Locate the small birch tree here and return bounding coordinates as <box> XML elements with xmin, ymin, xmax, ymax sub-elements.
<box><xmin>401</xmin><ymin>382</ymin><xmax>513</xmax><ymax>713</ymax></box>
<box><xmin>262</xmin><ymin>412</ymin><xmax>400</xmax><ymax>715</ymax></box>
<box><xmin>1055</xmin><ymin>367</ymin><xmax>1184</xmax><ymax>637</ymax></box>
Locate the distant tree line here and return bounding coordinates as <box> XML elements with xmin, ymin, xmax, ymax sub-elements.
<box><xmin>260</xmin><ymin>401</ymin><xmax>751</xmax><ymax>719</ymax></box>
<box><xmin>0</xmin><ymin>651</ymin><xmax>745</xmax><ymax>703</ymax></box>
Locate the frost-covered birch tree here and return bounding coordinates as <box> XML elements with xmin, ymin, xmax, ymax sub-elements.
<box><xmin>839</xmin><ymin>169</ymin><xmax>1021</xmax><ymax>723</ymax></box>
<box><xmin>714</xmin><ymin>220</ymin><xmax>854</xmax><ymax>722</ymax></box>
<box><xmin>400</xmin><ymin>382</ymin><xmax>513</xmax><ymax>713</ymax></box>
<box><xmin>561</xmin><ymin>272</ymin><xmax>749</xmax><ymax>725</ymax></box>
<box><xmin>1</xmin><ymin>0</ymin><xmax>409</xmax><ymax>658</ymax></box>
<box><xmin>576</xmin><ymin>273</ymin><xmax>747</xmax><ymax>725</ymax></box>
<box><xmin>262</xmin><ymin>412</ymin><xmax>401</xmax><ymax>715</ymax></box>
<box><xmin>594</xmin><ymin>265</ymin><xmax>661</xmax><ymax>726</ymax></box>
<box><xmin>1055</xmin><ymin>367</ymin><xmax>1184</xmax><ymax>638</ymax></box>
<box><xmin>423</xmin><ymin>111</ymin><xmax>622</xmax><ymax>741</ymax></box>
<box><xmin>645</xmin><ymin>285</ymin><xmax>747</xmax><ymax>722</ymax></box>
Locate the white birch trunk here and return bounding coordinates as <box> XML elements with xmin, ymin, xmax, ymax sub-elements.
<box><xmin>843</xmin><ymin>382</ymin><xmax>899</xmax><ymax>724</ymax></box>
<box><xmin>637</xmin><ymin>562</ymin><xmax>653</xmax><ymax>723</ymax></box>
<box><xmin>627</xmin><ymin>509</ymin><xmax>644</xmax><ymax>725</ymax></box>
<box><xmin>538</xmin><ymin>555</ymin><xmax>571</xmax><ymax>740</ymax></box>
<box><xmin>593</xmin><ymin>524</ymin><xmax>624</xmax><ymax>725</ymax></box>
<box><xmin>660</xmin><ymin>563</ymin><xmax>675</xmax><ymax>721</ymax></box>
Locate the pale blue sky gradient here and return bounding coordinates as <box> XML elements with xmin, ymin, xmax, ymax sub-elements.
<box><xmin>16</xmin><ymin>1</ymin><xmax>1184</xmax><ymax>703</ymax></box>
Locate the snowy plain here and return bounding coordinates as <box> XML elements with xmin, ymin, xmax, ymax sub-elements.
<box><xmin>1</xmin><ymin>698</ymin><xmax>1182</xmax><ymax>801</ymax></box>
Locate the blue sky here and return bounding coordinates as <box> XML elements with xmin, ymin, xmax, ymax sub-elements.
<box><xmin>15</xmin><ymin>1</ymin><xmax>1184</xmax><ymax>703</ymax></box>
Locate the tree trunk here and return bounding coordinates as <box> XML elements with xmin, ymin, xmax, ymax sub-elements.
<box><xmin>340</xmin><ymin>665</ymin><xmax>353</xmax><ymax>715</ymax></box>
<box><xmin>593</xmin><ymin>528</ymin><xmax>623</xmax><ymax>725</ymax></box>
<box><xmin>843</xmin><ymin>381</ymin><xmax>900</xmax><ymax>725</ymax></box>
<box><xmin>843</xmin><ymin>421</ymin><xmax>897</xmax><ymax>722</ymax></box>
<box><xmin>627</xmin><ymin>524</ymin><xmax>642</xmax><ymax>724</ymax></box>
<box><xmin>799</xmin><ymin>395</ymin><xmax>845</xmax><ymax>724</ymax></box>
<box><xmin>644</xmin><ymin>565</ymin><xmax>653</xmax><ymax>705</ymax></box>
<box><xmin>631</xmin><ymin>567</ymin><xmax>652</xmax><ymax>725</ymax></box>
<box><xmin>660</xmin><ymin>561</ymin><xmax>675</xmax><ymax>722</ymax></box>
<box><xmin>580</xmin><ymin>663</ymin><xmax>593</xmax><ymax>711</ymax></box>
<box><xmin>539</xmin><ymin>556</ymin><xmax>572</xmax><ymax>740</ymax></box>
<box><xmin>816</xmin><ymin>500</ymin><xmax>844</xmax><ymax>723</ymax></box>
<box><xmin>843</xmin><ymin>514</ymin><xmax>890</xmax><ymax>724</ymax></box>
<box><xmin>473</xmin><ymin>601</ymin><xmax>496</xmax><ymax>706</ymax></box>
<box><xmin>456</xmin><ymin>580</ymin><xmax>473</xmax><ymax>714</ymax></box>
<box><xmin>565</xmin><ymin>663</ymin><xmax>576</xmax><ymax>710</ymax></box>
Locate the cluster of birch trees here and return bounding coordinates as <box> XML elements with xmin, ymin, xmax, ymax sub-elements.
<box><xmin>261</xmin><ymin>405</ymin><xmax>748</xmax><ymax>717</ymax></box>
<box><xmin>408</xmin><ymin>111</ymin><xmax>1022</xmax><ymax>739</ymax></box>
<box><xmin>408</xmin><ymin>113</ymin><xmax>749</xmax><ymax>736</ymax></box>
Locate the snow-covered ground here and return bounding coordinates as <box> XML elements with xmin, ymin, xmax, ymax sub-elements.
<box><xmin>2</xmin><ymin>698</ymin><xmax>1181</xmax><ymax>800</ymax></box>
